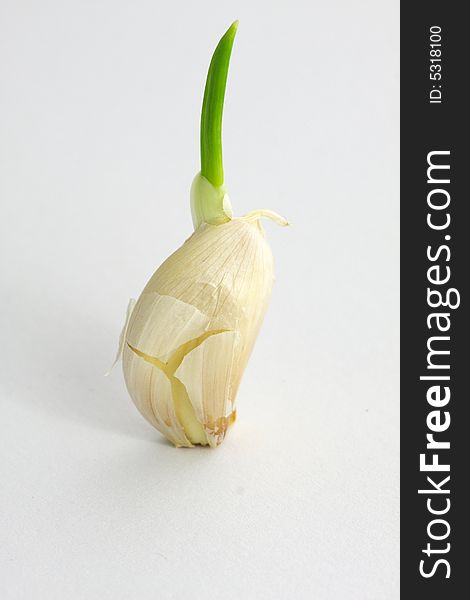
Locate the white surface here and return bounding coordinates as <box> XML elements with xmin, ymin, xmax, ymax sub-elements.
<box><xmin>0</xmin><ymin>1</ymin><xmax>399</xmax><ymax>599</ymax></box>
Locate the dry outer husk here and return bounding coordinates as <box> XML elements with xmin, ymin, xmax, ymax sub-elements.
<box><xmin>122</xmin><ymin>213</ymin><xmax>285</xmax><ymax>447</ymax></box>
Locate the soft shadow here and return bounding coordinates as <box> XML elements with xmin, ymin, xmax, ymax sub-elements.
<box><xmin>8</xmin><ymin>284</ymin><xmax>158</xmax><ymax>442</ymax></box>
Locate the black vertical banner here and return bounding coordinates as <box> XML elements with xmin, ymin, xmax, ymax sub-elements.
<box><xmin>401</xmin><ymin>2</ymin><xmax>468</xmax><ymax>597</ymax></box>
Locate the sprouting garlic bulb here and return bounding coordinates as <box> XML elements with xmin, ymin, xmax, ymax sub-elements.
<box><xmin>118</xmin><ymin>21</ymin><xmax>286</xmax><ymax>447</ymax></box>
<box><xmin>122</xmin><ymin>202</ymin><xmax>285</xmax><ymax>447</ymax></box>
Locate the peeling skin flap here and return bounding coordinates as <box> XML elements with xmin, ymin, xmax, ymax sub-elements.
<box><xmin>126</xmin><ymin>293</ymin><xmax>211</xmax><ymax>360</ymax></box>
<box><xmin>105</xmin><ymin>298</ymin><xmax>136</xmax><ymax>376</ymax></box>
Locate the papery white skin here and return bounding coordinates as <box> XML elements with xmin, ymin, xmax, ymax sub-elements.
<box><xmin>122</xmin><ymin>213</ymin><xmax>284</xmax><ymax>447</ymax></box>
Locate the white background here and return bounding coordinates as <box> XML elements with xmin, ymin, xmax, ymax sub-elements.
<box><xmin>0</xmin><ymin>1</ymin><xmax>399</xmax><ymax>598</ymax></box>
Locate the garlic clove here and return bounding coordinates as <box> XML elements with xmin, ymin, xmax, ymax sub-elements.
<box><xmin>117</xmin><ymin>21</ymin><xmax>286</xmax><ymax>448</ymax></box>
<box><xmin>122</xmin><ymin>219</ymin><xmax>275</xmax><ymax>447</ymax></box>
